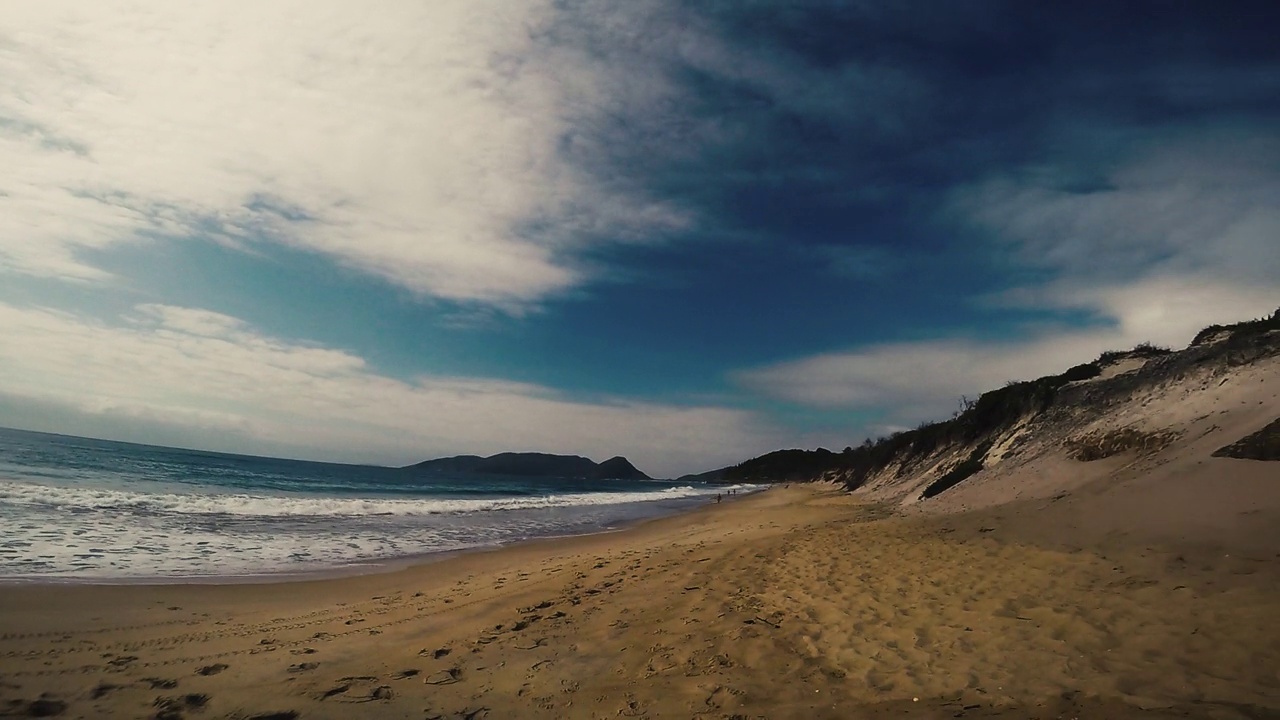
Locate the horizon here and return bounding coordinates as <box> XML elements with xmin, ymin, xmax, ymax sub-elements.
<box><xmin>2</xmin><ymin>311</ymin><xmax>1265</xmax><ymax>479</ymax></box>
<box><xmin>3</xmin><ymin>2</ymin><xmax>1278</xmax><ymax>477</ymax></box>
<box><xmin>0</xmin><ymin>425</ymin><xmax>661</xmax><ymax>477</ymax></box>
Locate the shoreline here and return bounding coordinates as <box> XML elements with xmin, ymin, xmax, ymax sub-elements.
<box><xmin>2</xmin><ymin>482</ymin><xmax>1276</xmax><ymax>719</ymax></box>
<box><xmin>0</xmin><ymin>483</ymin><xmax>765</xmax><ymax>592</ymax></box>
<box><xmin>0</xmin><ymin>510</ymin><xmax>674</xmax><ymax>588</ymax></box>
<box><xmin>0</xmin><ymin>485</ymin><xmax>761</xmax><ymax>587</ymax></box>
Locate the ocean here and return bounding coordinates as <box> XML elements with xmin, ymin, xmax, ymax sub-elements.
<box><xmin>0</xmin><ymin>428</ymin><xmax>754</xmax><ymax>582</ymax></box>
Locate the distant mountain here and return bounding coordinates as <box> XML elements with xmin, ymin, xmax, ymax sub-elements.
<box><xmin>406</xmin><ymin>452</ymin><xmax>650</xmax><ymax>480</ymax></box>
<box><xmin>594</xmin><ymin>456</ymin><xmax>649</xmax><ymax>480</ymax></box>
<box><xmin>407</xmin><ymin>454</ymin><xmax>487</xmax><ymax>474</ymax></box>
<box><xmin>674</xmin><ymin>467</ymin><xmax>728</xmax><ymax>484</ymax></box>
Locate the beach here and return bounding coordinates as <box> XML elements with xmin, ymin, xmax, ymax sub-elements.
<box><xmin>3</xmin><ymin>481</ymin><xmax>1277</xmax><ymax>719</ymax></box>
<box><xmin>4</xmin><ymin>3</ymin><xmax>1277</xmax><ymax>717</ymax></box>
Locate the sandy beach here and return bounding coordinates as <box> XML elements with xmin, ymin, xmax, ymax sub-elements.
<box><xmin>2</xmin><ymin>477</ymin><xmax>1277</xmax><ymax>720</ymax></box>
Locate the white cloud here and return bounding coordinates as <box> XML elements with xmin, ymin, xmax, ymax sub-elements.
<box><xmin>0</xmin><ymin>301</ymin><xmax>776</xmax><ymax>476</ymax></box>
<box><xmin>955</xmin><ymin>132</ymin><xmax>1280</xmax><ymax>284</ymax></box>
<box><xmin>0</xmin><ymin>1</ymin><xmax>688</xmax><ymax>308</ymax></box>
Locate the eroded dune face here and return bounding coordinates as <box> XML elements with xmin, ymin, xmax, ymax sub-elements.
<box><xmin>834</xmin><ymin>320</ymin><xmax>1280</xmax><ymax>518</ymax></box>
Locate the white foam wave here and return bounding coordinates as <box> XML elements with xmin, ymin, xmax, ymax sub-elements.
<box><xmin>0</xmin><ymin>480</ymin><xmax>736</xmax><ymax>518</ymax></box>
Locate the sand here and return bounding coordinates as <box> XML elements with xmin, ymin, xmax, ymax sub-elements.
<box><xmin>2</xmin><ymin>479</ymin><xmax>1278</xmax><ymax>720</ymax></box>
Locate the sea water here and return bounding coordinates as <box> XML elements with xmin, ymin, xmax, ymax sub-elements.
<box><xmin>0</xmin><ymin>428</ymin><xmax>755</xmax><ymax>582</ymax></box>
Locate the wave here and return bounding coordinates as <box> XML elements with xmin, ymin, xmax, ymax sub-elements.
<box><xmin>0</xmin><ymin>480</ymin><xmax>757</xmax><ymax>518</ymax></box>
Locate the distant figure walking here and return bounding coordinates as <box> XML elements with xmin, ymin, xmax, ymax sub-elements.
<box><xmin>716</xmin><ymin>493</ymin><xmax>722</xmax><ymax>503</ymax></box>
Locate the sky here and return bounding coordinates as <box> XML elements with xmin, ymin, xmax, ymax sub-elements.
<box><xmin>1</xmin><ymin>1</ymin><xmax>1278</xmax><ymax>478</ymax></box>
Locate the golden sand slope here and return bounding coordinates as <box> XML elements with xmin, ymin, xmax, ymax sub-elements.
<box><xmin>1</xmin><ymin>484</ymin><xmax>1277</xmax><ymax>719</ymax></box>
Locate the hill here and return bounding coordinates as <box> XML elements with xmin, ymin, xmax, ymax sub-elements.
<box><xmin>673</xmin><ymin>467</ymin><xmax>728</xmax><ymax>484</ymax></box>
<box><xmin>407</xmin><ymin>452</ymin><xmax>650</xmax><ymax>480</ymax></box>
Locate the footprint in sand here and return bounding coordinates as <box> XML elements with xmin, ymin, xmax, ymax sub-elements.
<box><xmin>423</xmin><ymin>667</ymin><xmax>462</xmax><ymax>686</ymax></box>
<box><xmin>319</xmin><ymin>683</ymin><xmax>352</xmax><ymax>700</ymax></box>
<box><xmin>22</xmin><ymin>697</ymin><xmax>67</xmax><ymax>717</ymax></box>
<box><xmin>317</xmin><ymin>676</ymin><xmax>393</xmax><ymax>703</ymax></box>
<box><xmin>153</xmin><ymin>693</ymin><xmax>209</xmax><ymax>720</ymax></box>
<box><xmin>195</xmin><ymin>663</ymin><xmax>228</xmax><ymax>676</ymax></box>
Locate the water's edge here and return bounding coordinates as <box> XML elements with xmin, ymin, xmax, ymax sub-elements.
<box><xmin>0</xmin><ymin>490</ymin><xmax>762</xmax><ymax>587</ymax></box>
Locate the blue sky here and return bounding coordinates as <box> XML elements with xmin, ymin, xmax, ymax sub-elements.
<box><xmin>1</xmin><ymin>1</ymin><xmax>1277</xmax><ymax>477</ymax></box>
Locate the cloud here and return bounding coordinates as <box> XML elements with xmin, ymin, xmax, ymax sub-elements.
<box><xmin>0</xmin><ymin>1</ymin><xmax>688</xmax><ymax>309</ymax></box>
<box><xmin>536</xmin><ymin>2</ymin><xmax>931</xmax><ymax>204</ymax></box>
<box><xmin>813</xmin><ymin>244</ymin><xmax>900</xmax><ymax>280</ymax></box>
<box><xmin>0</xmin><ymin>301</ymin><xmax>777</xmax><ymax>476</ymax></box>
<box><xmin>954</xmin><ymin>131</ymin><xmax>1280</xmax><ymax>285</ymax></box>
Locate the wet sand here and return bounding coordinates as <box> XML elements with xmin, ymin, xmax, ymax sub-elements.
<box><xmin>1</xmin><ymin>483</ymin><xmax>1278</xmax><ymax>719</ymax></box>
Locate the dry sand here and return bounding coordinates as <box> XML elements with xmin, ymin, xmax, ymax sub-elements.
<box><xmin>2</xmin><ymin>477</ymin><xmax>1278</xmax><ymax>719</ymax></box>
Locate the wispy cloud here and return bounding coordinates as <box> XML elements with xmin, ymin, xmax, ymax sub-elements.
<box><xmin>738</xmin><ymin>131</ymin><xmax>1280</xmax><ymax>427</ymax></box>
<box><xmin>0</xmin><ymin>1</ymin><xmax>688</xmax><ymax>309</ymax></box>
<box><xmin>955</xmin><ymin>131</ymin><xmax>1280</xmax><ymax>285</ymax></box>
<box><xmin>0</xmin><ymin>301</ymin><xmax>779</xmax><ymax>476</ymax></box>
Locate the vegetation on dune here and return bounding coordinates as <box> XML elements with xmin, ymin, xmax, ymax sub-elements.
<box><xmin>1096</xmin><ymin>341</ymin><xmax>1172</xmax><ymax>365</ymax></box>
<box><xmin>722</xmin><ymin>308</ymin><xmax>1280</xmax><ymax>493</ymax></box>
<box><xmin>723</xmin><ymin>361</ymin><xmax>1098</xmax><ymax>486</ymax></box>
<box><xmin>1191</xmin><ymin>307</ymin><xmax>1280</xmax><ymax>347</ymax></box>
